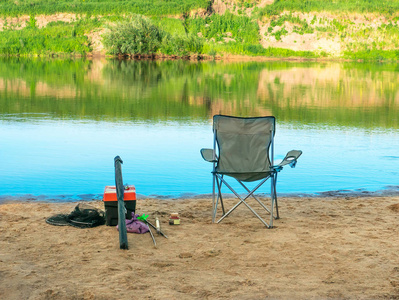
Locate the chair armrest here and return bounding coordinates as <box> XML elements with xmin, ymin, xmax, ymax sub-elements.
<box><xmin>272</xmin><ymin>150</ymin><xmax>302</xmax><ymax>170</ymax></box>
<box><xmin>200</xmin><ymin>148</ymin><xmax>218</xmax><ymax>163</ymax></box>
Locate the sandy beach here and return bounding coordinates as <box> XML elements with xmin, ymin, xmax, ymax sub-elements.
<box><xmin>1</xmin><ymin>196</ymin><xmax>399</xmax><ymax>299</ymax></box>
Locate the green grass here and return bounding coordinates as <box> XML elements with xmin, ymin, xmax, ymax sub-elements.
<box><xmin>0</xmin><ymin>20</ymin><xmax>94</xmax><ymax>55</ymax></box>
<box><xmin>344</xmin><ymin>49</ymin><xmax>399</xmax><ymax>61</ymax></box>
<box><xmin>187</xmin><ymin>12</ymin><xmax>260</xmax><ymax>44</ymax></box>
<box><xmin>0</xmin><ymin>0</ymin><xmax>210</xmax><ymax>17</ymax></box>
<box><xmin>203</xmin><ymin>42</ymin><xmax>320</xmax><ymax>58</ymax></box>
<box><xmin>257</xmin><ymin>0</ymin><xmax>399</xmax><ymax>17</ymax></box>
<box><xmin>151</xmin><ymin>17</ymin><xmax>187</xmax><ymax>36</ymax></box>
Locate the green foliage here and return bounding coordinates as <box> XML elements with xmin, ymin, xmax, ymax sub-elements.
<box><xmin>0</xmin><ymin>0</ymin><xmax>210</xmax><ymax>17</ymax></box>
<box><xmin>202</xmin><ymin>42</ymin><xmax>319</xmax><ymax>58</ymax></box>
<box><xmin>265</xmin><ymin>14</ymin><xmax>314</xmax><ymax>41</ymax></box>
<box><xmin>151</xmin><ymin>17</ymin><xmax>187</xmax><ymax>36</ymax></box>
<box><xmin>261</xmin><ymin>47</ymin><xmax>319</xmax><ymax>58</ymax></box>
<box><xmin>2</xmin><ymin>0</ymin><xmax>399</xmax><ymax>60</ymax></box>
<box><xmin>0</xmin><ymin>22</ymin><xmax>91</xmax><ymax>55</ymax></box>
<box><xmin>344</xmin><ymin>48</ymin><xmax>399</xmax><ymax>61</ymax></box>
<box><xmin>160</xmin><ymin>34</ymin><xmax>203</xmax><ymax>56</ymax></box>
<box><xmin>102</xmin><ymin>16</ymin><xmax>163</xmax><ymax>56</ymax></box>
<box><xmin>187</xmin><ymin>12</ymin><xmax>260</xmax><ymax>44</ymax></box>
<box><xmin>29</xmin><ymin>15</ymin><xmax>37</xmax><ymax>29</ymax></box>
<box><xmin>269</xmin><ymin>14</ymin><xmax>314</xmax><ymax>33</ymax></box>
<box><xmin>331</xmin><ymin>19</ymin><xmax>347</xmax><ymax>32</ymax></box>
<box><xmin>315</xmin><ymin>26</ymin><xmax>329</xmax><ymax>32</ymax></box>
<box><xmin>257</xmin><ymin>0</ymin><xmax>399</xmax><ymax>16</ymax></box>
<box><xmin>102</xmin><ymin>16</ymin><xmax>202</xmax><ymax>56</ymax></box>
<box><xmin>273</xmin><ymin>27</ymin><xmax>288</xmax><ymax>41</ymax></box>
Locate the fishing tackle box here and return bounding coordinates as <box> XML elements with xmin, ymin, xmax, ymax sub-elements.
<box><xmin>103</xmin><ymin>185</ymin><xmax>136</xmax><ymax>226</ymax></box>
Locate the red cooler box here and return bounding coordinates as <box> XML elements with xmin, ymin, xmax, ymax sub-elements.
<box><xmin>103</xmin><ymin>185</ymin><xmax>136</xmax><ymax>226</ymax></box>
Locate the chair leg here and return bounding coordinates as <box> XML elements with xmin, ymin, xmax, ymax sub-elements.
<box><xmin>273</xmin><ymin>173</ymin><xmax>280</xmax><ymax>219</ymax></box>
<box><xmin>212</xmin><ymin>173</ymin><xmax>216</xmax><ymax>223</ymax></box>
<box><xmin>217</xmin><ymin>175</ymin><xmax>225</xmax><ymax>215</ymax></box>
<box><xmin>270</xmin><ymin>188</ymin><xmax>275</xmax><ymax>228</ymax></box>
<box><xmin>213</xmin><ymin>176</ymin><xmax>225</xmax><ymax>222</ymax></box>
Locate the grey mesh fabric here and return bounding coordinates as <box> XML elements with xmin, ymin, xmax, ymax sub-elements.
<box><xmin>213</xmin><ymin>115</ymin><xmax>275</xmax><ymax>182</ymax></box>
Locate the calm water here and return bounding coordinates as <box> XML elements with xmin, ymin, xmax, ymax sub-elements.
<box><xmin>0</xmin><ymin>58</ymin><xmax>398</xmax><ymax>200</ymax></box>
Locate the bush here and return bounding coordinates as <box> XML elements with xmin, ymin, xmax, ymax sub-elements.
<box><xmin>103</xmin><ymin>15</ymin><xmax>203</xmax><ymax>57</ymax></box>
<box><xmin>102</xmin><ymin>15</ymin><xmax>163</xmax><ymax>56</ymax></box>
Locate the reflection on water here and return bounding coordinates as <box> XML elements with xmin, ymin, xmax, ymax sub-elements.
<box><xmin>0</xmin><ymin>58</ymin><xmax>398</xmax><ymax>199</ymax></box>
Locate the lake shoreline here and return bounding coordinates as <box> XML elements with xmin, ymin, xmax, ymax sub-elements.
<box><xmin>1</xmin><ymin>52</ymin><xmax>365</xmax><ymax>63</ymax></box>
<box><xmin>1</xmin><ymin>196</ymin><xmax>399</xmax><ymax>299</ymax></box>
<box><xmin>1</xmin><ymin>186</ymin><xmax>399</xmax><ymax>204</ymax></box>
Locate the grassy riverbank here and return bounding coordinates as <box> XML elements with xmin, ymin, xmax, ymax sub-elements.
<box><xmin>1</xmin><ymin>0</ymin><xmax>399</xmax><ymax>61</ymax></box>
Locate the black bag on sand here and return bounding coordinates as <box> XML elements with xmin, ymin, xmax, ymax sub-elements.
<box><xmin>46</xmin><ymin>203</ymin><xmax>105</xmax><ymax>228</ymax></box>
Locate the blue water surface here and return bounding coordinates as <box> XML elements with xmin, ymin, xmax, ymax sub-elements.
<box><xmin>0</xmin><ymin>117</ymin><xmax>398</xmax><ymax>200</ymax></box>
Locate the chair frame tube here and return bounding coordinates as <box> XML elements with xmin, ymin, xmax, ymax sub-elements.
<box><xmin>212</xmin><ymin>131</ymin><xmax>217</xmax><ymax>223</ymax></box>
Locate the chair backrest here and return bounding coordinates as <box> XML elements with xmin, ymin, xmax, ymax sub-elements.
<box><xmin>213</xmin><ymin>115</ymin><xmax>275</xmax><ymax>181</ymax></box>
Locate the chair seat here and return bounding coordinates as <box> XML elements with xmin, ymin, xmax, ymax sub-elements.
<box><xmin>215</xmin><ymin>171</ymin><xmax>272</xmax><ymax>182</ymax></box>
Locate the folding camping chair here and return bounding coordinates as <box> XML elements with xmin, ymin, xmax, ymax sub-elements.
<box><xmin>200</xmin><ymin>115</ymin><xmax>302</xmax><ymax>228</ymax></box>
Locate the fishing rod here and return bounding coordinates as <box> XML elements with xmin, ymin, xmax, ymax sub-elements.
<box><xmin>147</xmin><ymin>222</ymin><xmax>157</xmax><ymax>248</ymax></box>
<box><xmin>138</xmin><ymin>215</ymin><xmax>168</xmax><ymax>239</ymax></box>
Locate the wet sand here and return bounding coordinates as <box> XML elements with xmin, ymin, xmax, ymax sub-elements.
<box><xmin>1</xmin><ymin>196</ymin><xmax>399</xmax><ymax>299</ymax></box>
